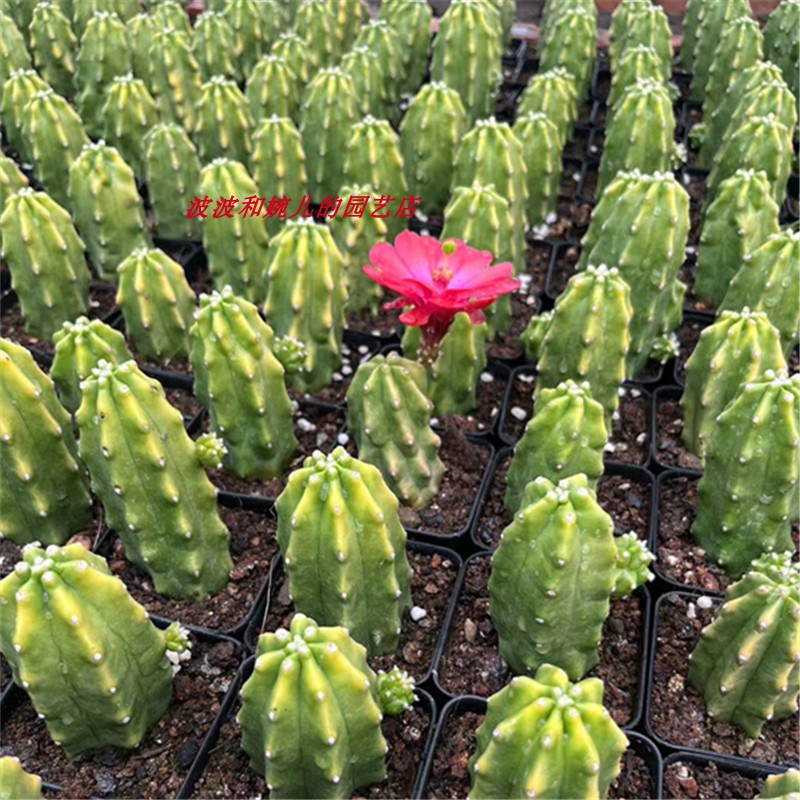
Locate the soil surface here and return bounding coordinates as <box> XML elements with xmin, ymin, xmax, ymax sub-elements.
<box><xmin>345</xmin><ymin>306</ymin><xmax>401</xmax><ymax>338</ymax></box>
<box><xmin>654</xmin><ymin>396</ymin><xmax>703</xmax><ymax>471</ymax></box>
<box><xmin>0</xmin><ymin>638</ymin><xmax>241</xmax><ymax>799</ymax></box>
<box><xmin>650</xmin><ymin>594</ymin><xmax>799</xmax><ymax>765</ymax></box>
<box><xmin>438</xmin><ymin>368</ymin><xmax>506</xmax><ymax>436</ymax></box>
<box><xmin>486</xmin><ymin>293</ymin><xmax>539</xmax><ymax>363</ymax></box>
<box><xmin>663</xmin><ymin>761</ymin><xmax>766</xmax><ymax>800</ymax></box>
<box><xmin>165</xmin><ymin>387</ymin><xmax>203</xmax><ymax>427</ymax></box>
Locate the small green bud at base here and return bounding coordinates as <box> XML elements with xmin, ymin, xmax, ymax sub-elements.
<box><xmin>611</xmin><ymin>533</ymin><xmax>655</xmax><ymax>599</ymax></box>
<box><xmin>195</xmin><ymin>433</ymin><xmax>228</xmax><ymax>471</ymax></box>
<box><xmin>376</xmin><ymin>667</ymin><xmax>418</xmax><ymax>716</ymax></box>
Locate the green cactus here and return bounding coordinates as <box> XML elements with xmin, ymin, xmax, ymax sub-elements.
<box><xmin>470</xmin><ymin>665</ymin><xmax>629</xmax><ymax>800</ymax></box>
<box><xmin>513</xmin><ymin>112</ymin><xmax>563</xmax><ymax>227</ymax></box>
<box><xmin>609</xmin><ymin>0</ymin><xmax>671</xmax><ymax>79</ymax></box>
<box><xmin>68</xmin><ymin>142</ymin><xmax>150</xmax><ymax>283</ymax></box>
<box><xmin>0</xmin><ymin>153</ymin><xmax>28</xmax><ymax>217</ymax></box>
<box><xmin>74</xmin><ymin>11</ymin><xmax>131</xmax><ymax>136</ymax></box>
<box><xmin>399</xmin><ymin>82</ymin><xmax>467</xmax><ymax>215</ymax></box>
<box><xmin>199</xmin><ymin>158</ymin><xmax>270</xmax><ymax>304</ymax></box>
<box><xmin>263</xmin><ymin>220</ymin><xmax>345</xmax><ymax>393</ymax></box>
<box><xmin>376</xmin><ymin>667</ymin><xmax>418</xmax><ymax>716</ymax></box>
<box><xmin>539</xmin><ymin>4</ymin><xmax>597</xmax><ymax>102</ymax></box>
<box><xmin>764</xmin><ymin>0</ymin><xmax>800</xmax><ymax>119</ymax></box>
<box><xmin>688</xmin><ymin>552</ymin><xmax>799</xmax><ymax>738</ymax></box>
<box><xmin>4</xmin><ymin>0</ymin><xmax>34</xmax><ymax>33</ymax></box>
<box><xmin>379</xmin><ymin>0</ymin><xmax>432</xmax><ymax>95</ymax></box>
<box><xmin>222</xmin><ymin>0</ymin><xmax>271</xmax><ymax>76</ymax></box>
<box><xmin>536</xmin><ymin>265</ymin><xmax>632</xmax><ymax>423</ymax></box>
<box><xmin>148</xmin><ymin>28</ymin><xmax>201</xmax><ymax>131</ymax></box>
<box><xmin>276</xmin><ymin>448</ymin><xmax>412</xmax><ymax>656</ymax></box>
<box><xmin>608</xmin><ymin>45</ymin><xmax>671</xmax><ymax>115</ymax></box>
<box><xmin>193</xmin><ymin>76</ymin><xmax>254</xmax><ymax>165</ymax></box>
<box><xmin>71</xmin><ymin>0</ymin><xmax>135</xmax><ymax>38</ymax></box>
<box><xmin>505</xmin><ymin>380</ymin><xmax>608</xmax><ymax>515</ymax></box>
<box><xmin>612</xmin><ymin>532</ymin><xmax>655</xmax><ymax>599</ymax></box>
<box><xmin>190</xmin><ymin>286</ymin><xmax>297</xmax><ymax>480</ymax></box>
<box><xmin>757</xmin><ymin>770</ymin><xmax>800</xmax><ymax>800</ymax></box>
<box><xmin>0</xmin><ymin>339</ymin><xmax>92</xmax><ymax>546</ymax></box>
<box><xmin>327</xmin><ymin>184</ymin><xmax>386</xmax><ymax>316</ymax></box>
<box><xmin>192</xmin><ymin>11</ymin><xmax>239</xmax><ymax>83</ymax></box>
<box><xmin>116</xmin><ymin>248</ymin><xmax>195</xmax><ymax>364</ymax></box>
<box><xmin>1</xmin><ymin>188</ymin><xmax>90</xmax><ymax>340</ymax></box>
<box><xmin>721</xmin><ymin>229</ymin><xmax>800</xmax><ymax>359</ymax></box>
<box><xmin>300</xmin><ymin>67</ymin><xmax>358</xmax><ymax>200</ymax></box>
<box><xmin>77</xmin><ymin>359</ymin><xmax>233</xmax><ymax>599</ymax></box>
<box><xmin>402</xmin><ymin>310</ymin><xmax>489</xmax><ymax>416</ymax></box>
<box><xmin>353</xmin><ymin>19</ymin><xmax>402</xmax><ymax>111</ymax></box>
<box><xmin>516</xmin><ymin>66</ymin><xmax>579</xmax><ymax>147</ymax></box>
<box><xmin>577</xmin><ymin>170</ymin><xmax>690</xmax><ymax>375</ymax></box>
<box><xmin>678</xmin><ymin>0</ymin><xmax>702</xmax><ymax>71</ymax></box>
<box><xmin>238</xmin><ymin>613</ymin><xmax>388</xmax><ymax>798</ymax></box>
<box><xmin>598</xmin><ymin>79</ymin><xmax>678</xmax><ymax>198</ymax></box>
<box><xmin>101</xmin><ymin>74</ymin><xmax>159</xmax><ymax>178</ymax></box>
<box><xmin>682</xmin><ymin>309</ymin><xmax>787</xmax><ymax>460</ymax></box>
<box><xmin>151</xmin><ymin>0</ymin><xmax>190</xmax><ymax>33</ymax></box>
<box><xmin>51</xmin><ymin>317</ymin><xmax>132</xmax><ymax>414</ymax></box>
<box><xmin>692</xmin><ymin>371</ymin><xmax>800</xmax><ymax>577</ymax></box>
<box><xmin>340</xmin><ymin>45</ymin><xmax>390</xmax><ymax>122</ymax></box>
<box><xmin>271</xmin><ymin>31</ymin><xmax>309</xmax><ymax>86</ymax></box>
<box><xmin>331</xmin><ymin>0</ymin><xmax>367</xmax><ymax>51</ymax></box>
<box><xmin>346</xmin><ymin>352</ymin><xmax>444</xmax><ymax>510</ymax></box>
<box><xmin>28</xmin><ymin>1</ymin><xmax>77</xmax><ymax>97</ymax></box>
<box><xmin>127</xmin><ymin>13</ymin><xmax>156</xmax><ymax>86</ymax></box>
<box><xmin>0</xmin><ymin>757</ymin><xmax>42</xmax><ymax>800</ymax></box>
<box><xmin>452</xmin><ymin>119</ymin><xmax>528</xmax><ymax>272</ymax></box>
<box><xmin>143</xmin><ymin>123</ymin><xmax>202</xmax><ymax>241</ymax></box>
<box><xmin>1</xmin><ymin>69</ymin><xmax>50</xmax><ymax>163</ymax></box>
<box><xmin>247</xmin><ymin>55</ymin><xmax>299</xmax><ymax>124</ymax></box>
<box><xmin>430</xmin><ymin>0</ymin><xmax>503</xmax><ymax>125</ymax></box>
<box><xmin>0</xmin><ymin>13</ymin><xmax>31</xmax><ymax>101</ymax></box>
<box><xmin>295</xmin><ymin>0</ymin><xmax>338</xmax><ymax>71</ymax></box>
<box><xmin>695</xmin><ymin>169</ymin><xmax>780</xmax><ymax>305</ymax></box>
<box><xmin>0</xmin><ymin>542</ymin><xmax>189</xmax><ymax>758</ymax></box>
<box><xmin>490</xmin><ymin>474</ymin><xmax>652</xmax><ymax>679</ymax></box>
<box><xmin>521</xmin><ymin>310</ymin><xmax>552</xmax><ymax>362</ymax></box>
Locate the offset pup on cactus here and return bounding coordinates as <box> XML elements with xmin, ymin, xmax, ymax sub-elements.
<box><xmin>190</xmin><ymin>286</ymin><xmax>297</xmax><ymax>480</ymax></box>
<box><xmin>276</xmin><ymin>448</ymin><xmax>412</xmax><ymax>656</ymax></box>
<box><xmin>505</xmin><ymin>380</ymin><xmax>607</xmax><ymax>514</ymax></box>
<box><xmin>470</xmin><ymin>665</ymin><xmax>628</xmax><ymax>800</ymax></box>
<box><xmin>0</xmin><ymin>757</ymin><xmax>42</xmax><ymax>799</ymax></box>
<box><xmin>0</xmin><ymin>542</ymin><xmax>190</xmax><ymax>758</ymax></box>
<box><xmin>1</xmin><ymin>188</ymin><xmax>90</xmax><ymax>340</ymax></box>
<box><xmin>692</xmin><ymin>371</ymin><xmax>800</xmax><ymax>576</ymax></box>
<box><xmin>347</xmin><ymin>353</ymin><xmax>444</xmax><ymax>510</ymax></box>
<box><xmin>688</xmin><ymin>552</ymin><xmax>800</xmax><ymax>738</ymax></box>
<box><xmin>194</xmin><ymin>76</ymin><xmax>254</xmax><ymax>165</ymax></box>
<box><xmin>0</xmin><ymin>339</ymin><xmax>92</xmax><ymax>546</ymax></box>
<box><xmin>516</xmin><ymin>67</ymin><xmax>579</xmax><ymax>147</ymax></box>
<box><xmin>77</xmin><ymin>360</ymin><xmax>233</xmax><ymax>599</ymax></box>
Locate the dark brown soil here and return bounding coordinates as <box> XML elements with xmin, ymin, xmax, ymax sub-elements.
<box><xmin>188</xmin><ymin>688</ymin><xmax>431</xmax><ymax>800</ymax></box>
<box><xmin>0</xmin><ymin>637</ymin><xmax>241</xmax><ymax>799</ymax></box>
<box><xmin>103</xmin><ymin>506</ymin><xmax>278</xmax><ymax>633</ymax></box>
<box><xmin>424</xmin><ymin>710</ymin><xmax>656</xmax><ymax>799</ymax></box>
<box><xmin>524</xmin><ymin>239</ymin><xmax>553</xmax><ymax>295</ymax></box>
<box><xmin>545</xmin><ymin>198</ymin><xmax>593</xmax><ymax>243</ymax></box>
<box><xmin>564</xmin><ymin>128</ymin><xmax>592</xmax><ymax>161</ymax></box>
<box><xmin>547</xmin><ymin>241</ymin><xmax>581</xmax><ymax>296</ymax></box>
<box><xmin>261</xmin><ymin>549</ymin><xmax>458</xmax><ymax>683</ymax></box>
<box><xmin>486</xmin><ymin>293</ymin><xmax>539</xmax><ymax>362</ymax></box>
<box><xmin>675</xmin><ymin>317</ymin><xmax>709</xmax><ymax>385</ymax></box>
<box><xmin>679</xmin><ymin>260</ymin><xmax>717</xmax><ymax>316</ymax></box>
<box><xmin>346</xmin><ymin>306</ymin><xmax>401</xmax><ymax>338</ymax></box>
<box><xmin>474</xmin><ymin>456</ymin><xmax>652</xmax><ymax>550</ymax></box>
<box><xmin>439</xmin><ymin>369</ymin><xmax>507</xmax><ymax>436</ymax></box>
<box><xmin>663</xmin><ymin>760</ymin><xmax>766</xmax><ymax>800</ymax></box>
<box><xmin>580</xmin><ymin>163</ymin><xmax>599</xmax><ymax>204</ymax></box>
<box><xmin>650</xmin><ymin>594</ymin><xmax>799</xmax><ymax>765</ymax></box>
<box><xmin>131</xmin><ymin>344</ymin><xmax>193</xmax><ymax>377</ymax></box>
<box><xmin>165</xmin><ymin>387</ymin><xmax>202</xmax><ymax>427</ymax></box>
<box><xmin>682</xmin><ymin>169</ymin><xmax>708</xmax><ymax>209</ymax></box>
<box><xmin>290</xmin><ymin>339</ymin><xmax>378</xmax><ymax>406</ymax></box>
<box><xmin>654</xmin><ymin>396</ymin><xmax>703</xmax><ymax>471</ymax></box>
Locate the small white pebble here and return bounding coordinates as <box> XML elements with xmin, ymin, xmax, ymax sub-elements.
<box><xmin>337</xmin><ymin>432</ymin><xmax>349</xmax><ymax>445</ymax></box>
<box><xmin>696</xmin><ymin>596</ymin><xmax>713</xmax><ymax>610</ymax></box>
<box><xmin>296</xmin><ymin>418</ymin><xmax>316</xmax><ymax>433</ymax></box>
<box><xmin>687</xmin><ymin>603</ymin><xmax>697</xmax><ymax>619</ymax></box>
<box><xmin>604</xmin><ymin>442</ymin><xmax>616</xmax><ymax>453</ymax></box>
<box><xmin>358</xmin><ymin>345</ymin><xmax>369</xmax><ymax>355</ymax></box>
<box><xmin>410</xmin><ymin>606</ymin><xmax>427</xmax><ymax>622</ymax></box>
<box><xmin>636</xmin><ymin>432</ymin><xmax>647</xmax><ymax>445</ymax></box>
<box><xmin>510</xmin><ymin>406</ymin><xmax>527</xmax><ymax>421</ymax></box>
<box><xmin>480</xmin><ymin>372</ymin><xmax>494</xmax><ymax>383</ymax></box>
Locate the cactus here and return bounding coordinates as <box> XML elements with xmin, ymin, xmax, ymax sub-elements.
<box><xmin>77</xmin><ymin>359</ymin><xmax>233</xmax><ymax>599</ymax></box>
<box><xmin>379</xmin><ymin>0</ymin><xmax>432</xmax><ymax>96</ymax></box>
<box><xmin>505</xmin><ymin>380</ymin><xmax>608</xmax><ymax>515</ymax></box>
<box><xmin>513</xmin><ymin>112</ymin><xmax>563</xmax><ymax>227</ymax></box>
<box><xmin>721</xmin><ymin>229</ymin><xmax>800</xmax><ymax>359</ymax></box>
<box><xmin>238</xmin><ymin>613</ymin><xmax>388</xmax><ymax>798</ymax></box>
<box><xmin>539</xmin><ymin>4</ymin><xmax>597</xmax><ymax>103</ymax></box>
<box><xmin>609</xmin><ymin>0</ymin><xmax>671</xmax><ymax>78</ymax></box>
<box><xmin>222</xmin><ymin>0</ymin><xmax>271</xmax><ymax>76</ymax></box>
<box><xmin>192</xmin><ymin>11</ymin><xmax>239</xmax><ymax>83</ymax></box>
<box><xmin>695</xmin><ymin>170</ymin><xmax>780</xmax><ymax>306</ymax></box>
<box><xmin>300</xmin><ymin>67</ymin><xmax>358</xmax><ymax>200</ymax></box>
<box><xmin>353</xmin><ymin>19</ymin><xmax>402</xmax><ymax>109</ymax></box>
<box><xmin>613</xmin><ymin>532</ymin><xmax>655</xmax><ymax>599</ymax></box>
<box><xmin>194</xmin><ymin>76</ymin><xmax>254</xmax><ymax>164</ymax></box>
<box><xmin>402</xmin><ymin>310</ymin><xmax>489</xmax><ymax>416</ymax></box>
<box><xmin>246</xmin><ymin>55</ymin><xmax>299</xmax><ymax>124</ymax></box>
<box><xmin>347</xmin><ymin>352</ymin><xmax>444</xmax><ymax>510</ymax></box>
<box><xmin>678</xmin><ymin>0</ymin><xmax>702</xmax><ymax>71</ymax></box>
<box><xmin>199</xmin><ymin>158</ymin><xmax>270</xmax><ymax>304</ymax></box>
<box><xmin>116</xmin><ymin>248</ymin><xmax>195</xmax><ymax>364</ymax></box>
<box><xmin>1</xmin><ymin>69</ymin><xmax>50</xmax><ymax>163</ymax></box>
<box><xmin>683</xmin><ymin>309</ymin><xmax>787</xmax><ymax>462</ymax></box>
<box><xmin>430</xmin><ymin>0</ymin><xmax>502</xmax><ymax>126</ymax></box>
<box><xmin>516</xmin><ymin>66</ymin><xmax>579</xmax><ymax>147</ymax></box>
<box><xmin>148</xmin><ymin>29</ymin><xmax>201</xmax><ymax>131</ymax></box>
<box><xmin>598</xmin><ymin>79</ymin><xmax>678</xmax><ymax>198</ymax></box>
<box><xmin>28</xmin><ymin>1</ymin><xmax>77</xmax><ymax>97</ymax></box>
<box><xmin>764</xmin><ymin>0</ymin><xmax>800</xmax><ymax>119</ymax></box>
<box><xmin>535</xmin><ymin>265</ymin><xmax>632</xmax><ymax>423</ymax></box>
<box><xmin>340</xmin><ymin>45</ymin><xmax>390</xmax><ymax>122</ymax></box>
<box><xmin>68</xmin><ymin>142</ymin><xmax>150</xmax><ymax>283</ymax></box>
<box><xmin>0</xmin><ymin>13</ymin><xmax>31</xmax><ymax>101</ymax></box>
<box><xmin>294</xmin><ymin>0</ymin><xmax>338</xmax><ymax>70</ymax></box>
<box><xmin>331</xmin><ymin>0</ymin><xmax>367</xmax><ymax>50</ymax></box>
<box><xmin>1</xmin><ymin>188</ymin><xmax>90</xmax><ymax>340</ymax></box>
<box><xmin>71</xmin><ymin>0</ymin><xmax>135</xmax><ymax>38</ymax></box>
<box><xmin>608</xmin><ymin>45</ymin><xmax>670</xmax><ymax>115</ymax></box>
<box><xmin>263</xmin><ymin>220</ymin><xmax>345</xmax><ymax>393</ymax></box>
<box><xmin>0</xmin><ymin>339</ymin><xmax>92</xmax><ymax>546</ymax></box>
<box><xmin>327</xmin><ymin>184</ymin><xmax>387</xmax><ymax>316</ymax></box>
<box><xmin>51</xmin><ymin>317</ymin><xmax>132</xmax><ymax>414</ymax></box>
<box><xmin>74</xmin><ymin>12</ymin><xmax>131</xmax><ymax>136</ymax></box>
<box><xmin>101</xmin><ymin>74</ymin><xmax>159</xmax><ymax>178</ymax></box>
<box><xmin>271</xmin><ymin>31</ymin><xmax>309</xmax><ymax>86</ymax></box>
<box><xmin>276</xmin><ymin>448</ymin><xmax>412</xmax><ymax>656</ymax></box>
<box><xmin>151</xmin><ymin>0</ymin><xmax>190</xmax><ymax>33</ymax></box>
<box><xmin>688</xmin><ymin>552</ymin><xmax>800</xmax><ymax>738</ymax></box>
<box><xmin>0</xmin><ymin>542</ymin><xmax>188</xmax><ymax>757</ymax></box>
<box><xmin>758</xmin><ymin>770</ymin><xmax>800</xmax><ymax>800</ymax></box>
<box><xmin>376</xmin><ymin>667</ymin><xmax>418</xmax><ymax>716</ymax></box>
<box><xmin>190</xmin><ymin>286</ymin><xmax>297</xmax><ymax>480</ymax></box>
<box><xmin>127</xmin><ymin>13</ymin><xmax>156</xmax><ymax>85</ymax></box>
<box><xmin>143</xmin><ymin>123</ymin><xmax>202</xmax><ymax>241</ymax></box>
<box><xmin>0</xmin><ymin>153</ymin><xmax>28</xmax><ymax>217</ymax></box>
<box><xmin>452</xmin><ymin>119</ymin><xmax>528</xmax><ymax>272</ymax></box>
<box><xmin>520</xmin><ymin>310</ymin><xmax>552</xmax><ymax>362</ymax></box>
<box><xmin>399</xmin><ymin>82</ymin><xmax>467</xmax><ymax>215</ymax></box>
<box><xmin>0</xmin><ymin>757</ymin><xmax>42</xmax><ymax>800</ymax></box>
<box><xmin>470</xmin><ymin>665</ymin><xmax>629</xmax><ymax>800</ymax></box>
<box><xmin>692</xmin><ymin>371</ymin><xmax>800</xmax><ymax>577</ymax></box>
<box><xmin>577</xmin><ymin>170</ymin><xmax>690</xmax><ymax>375</ymax></box>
